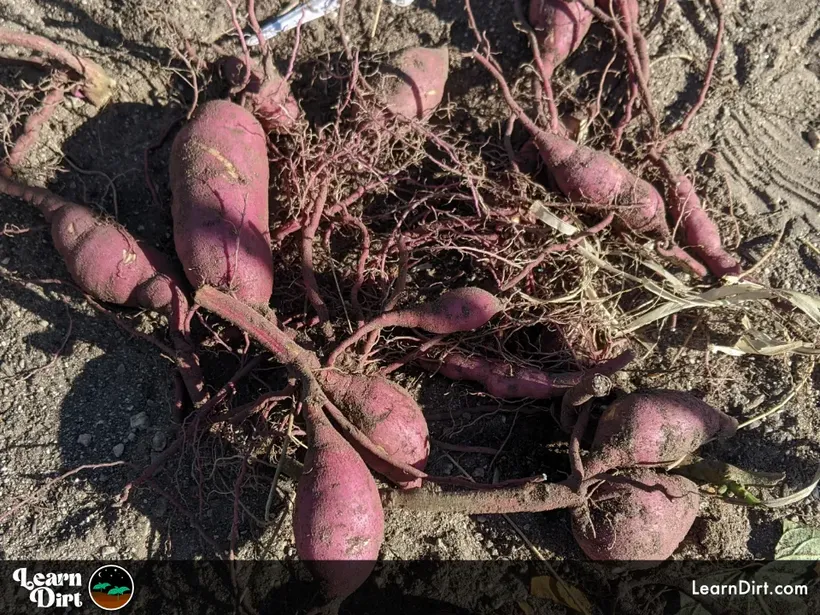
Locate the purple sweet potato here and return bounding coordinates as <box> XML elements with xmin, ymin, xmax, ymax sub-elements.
<box><xmin>529</xmin><ymin>0</ymin><xmax>593</xmax><ymax>78</ymax></box>
<box><xmin>294</xmin><ymin>403</ymin><xmax>384</xmax><ymax>611</ymax></box>
<box><xmin>0</xmin><ymin>176</ymin><xmax>184</xmax><ymax>313</ymax></box>
<box><xmin>0</xmin><ymin>175</ymin><xmax>207</xmax><ymax>405</ymax></box>
<box><xmin>584</xmin><ymin>390</ymin><xmax>738</xmax><ymax>477</ymax></box>
<box><xmin>376</xmin><ymin>45</ymin><xmax>449</xmax><ymax>120</ymax></box>
<box><xmin>327</xmin><ymin>287</ymin><xmax>502</xmax><ymax>365</ymax></box>
<box><xmin>666</xmin><ymin>173</ymin><xmax>741</xmax><ymax>278</ymax></box>
<box><xmin>418</xmin><ymin>349</ymin><xmax>634</xmax><ymax>400</ymax></box>
<box><xmin>319</xmin><ymin>370</ymin><xmax>429</xmax><ymax>489</ymax></box>
<box><xmin>572</xmin><ymin>469</ymin><xmax>700</xmax><ymax>561</ymax></box>
<box><xmin>169</xmin><ymin>100</ymin><xmax>274</xmax><ymax>308</ymax></box>
<box><xmin>220</xmin><ymin>56</ymin><xmax>300</xmax><ymax>133</ymax></box>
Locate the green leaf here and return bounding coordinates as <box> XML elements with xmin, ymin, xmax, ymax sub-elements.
<box><xmin>775</xmin><ymin>519</ymin><xmax>820</xmax><ymax>560</ymax></box>
<box><xmin>530</xmin><ymin>575</ymin><xmax>592</xmax><ymax>615</ymax></box>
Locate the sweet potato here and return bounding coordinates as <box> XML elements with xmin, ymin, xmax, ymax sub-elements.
<box><xmin>319</xmin><ymin>371</ymin><xmax>429</xmax><ymax>489</ymax></box>
<box><xmin>571</xmin><ymin>469</ymin><xmax>699</xmax><ymax>561</ymax></box>
<box><xmin>468</xmin><ymin>51</ymin><xmax>710</xmax><ymax>276</ymax></box>
<box><xmin>219</xmin><ymin>56</ymin><xmax>300</xmax><ymax>133</ymax></box>
<box><xmin>169</xmin><ymin>100</ymin><xmax>274</xmax><ymax>308</ymax></box>
<box><xmin>418</xmin><ymin>349</ymin><xmax>634</xmax><ymax>400</ymax></box>
<box><xmin>0</xmin><ymin>176</ymin><xmax>184</xmax><ymax>312</ymax></box>
<box><xmin>294</xmin><ymin>402</ymin><xmax>384</xmax><ymax>611</ymax></box>
<box><xmin>0</xmin><ymin>175</ymin><xmax>207</xmax><ymax>405</ymax></box>
<box><xmin>376</xmin><ymin>45</ymin><xmax>449</xmax><ymax>120</ymax></box>
<box><xmin>584</xmin><ymin>390</ymin><xmax>738</xmax><ymax>477</ymax></box>
<box><xmin>529</xmin><ymin>0</ymin><xmax>593</xmax><ymax>78</ymax></box>
<box><xmin>666</xmin><ymin>173</ymin><xmax>741</xmax><ymax>278</ymax></box>
<box><xmin>327</xmin><ymin>287</ymin><xmax>502</xmax><ymax>365</ymax></box>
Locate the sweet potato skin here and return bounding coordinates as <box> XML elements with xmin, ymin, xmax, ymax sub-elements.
<box><xmin>572</xmin><ymin>470</ymin><xmax>699</xmax><ymax>562</ymax></box>
<box><xmin>666</xmin><ymin>174</ymin><xmax>741</xmax><ymax>278</ymax></box>
<box><xmin>378</xmin><ymin>45</ymin><xmax>449</xmax><ymax>120</ymax></box>
<box><xmin>169</xmin><ymin>100</ymin><xmax>273</xmax><ymax>307</ymax></box>
<box><xmin>294</xmin><ymin>405</ymin><xmax>384</xmax><ymax>603</ymax></box>
<box><xmin>586</xmin><ymin>389</ymin><xmax>739</xmax><ymax>476</ymax></box>
<box><xmin>535</xmin><ymin>131</ymin><xmax>669</xmax><ymax>236</ymax></box>
<box><xmin>219</xmin><ymin>56</ymin><xmax>300</xmax><ymax>132</ymax></box>
<box><xmin>413</xmin><ymin>287</ymin><xmax>502</xmax><ymax>334</ymax></box>
<box><xmin>529</xmin><ymin>0</ymin><xmax>593</xmax><ymax>76</ymax></box>
<box><xmin>50</xmin><ymin>203</ymin><xmax>182</xmax><ymax>311</ymax></box>
<box><xmin>320</xmin><ymin>371</ymin><xmax>429</xmax><ymax>489</ymax></box>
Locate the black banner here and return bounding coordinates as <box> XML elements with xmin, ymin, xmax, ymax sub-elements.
<box><xmin>0</xmin><ymin>559</ymin><xmax>818</xmax><ymax>614</ymax></box>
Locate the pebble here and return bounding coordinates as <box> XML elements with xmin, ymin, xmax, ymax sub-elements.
<box><xmin>126</xmin><ymin>432</ymin><xmax>136</xmax><ymax>442</ymax></box>
<box><xmin>100</xmin><ymin>545</ymin><xmax>117</xmax><ymax>557</ymax></box>
<box><xmin>152</xmin><ymin>431</ymin><xmax>167</xmax><ymax>452</ymax></box>
<box><xmin>77</xmin><ymin>433</ymin><xmax>92</xmax><ymax>447</ymax></box>
<box><xmin>116</xmin><ymin>363</ymin><xmax>126</xmax><ymax>375</ymax></box>
<box><xmin>435</xmin><ymin>538</ymin><xmax>446</xmax><ymax>550</ymax></box>
<box><xmin>112</xmin><ymin>443</ymin><xmax>125</xmax><ymax>458</ymax></box>
<box><xmin>1</xmin><ymin>257</ymin><xmax>9</xmax><ymax>265</ymax></box>
<box><xmin>130</xmin><ymin>412</ymin><xmax>148</xmax><ymax>430</ymax></box>
<box><xmin>808</xmin><ymin>129</ymin><xmax>819</xmax><ymax>151</ymax></box>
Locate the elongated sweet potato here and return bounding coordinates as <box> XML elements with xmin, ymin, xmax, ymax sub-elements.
<box><xmin>320</xmin><ymin>370</ymin><xmax>429</xmax><ymax>488</ymax></box>
<box><xmin>572</xmin><ymin>469</ymin><xmax>700</xmax><ymax>561</ymax></box>
<box><xmin>418</xmin><ymin>349</ymin><xmax>634</xmax><ymax>400</ymax></box>
<box><xmin>585</xmin><ymin>390</ymin><xmax>738</xmax><ymax>477</ymax></box>
<box><xmin>327</xmin><ymin>287</ymin><xmax>502</xmax><ymax>365</ymax></box>
<box><xmin>0</xmin><ymin>175</ymin><xmax>207</xmax><ymax>405</ymax></box>
<box><xmin>666</xmin><ymin>173</ymin><xmax>741</xmax><ymax>278</ymax></box>
<box><xmin>294</xmin><ymin>403</ymin><xmax>384</xmax><ymax>612</ymax></box>
<box><xmin>170</xmin><ymin>100</ymin><xmax>273</xmax><ymax>307</ymax></box>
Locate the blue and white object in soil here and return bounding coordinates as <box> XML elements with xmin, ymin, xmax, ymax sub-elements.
<box><xmin>246</xmin><ymin>0</ymin><xmax>415</xmax><ymax>46</ymax></box>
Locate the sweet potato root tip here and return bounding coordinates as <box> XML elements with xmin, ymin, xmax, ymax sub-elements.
<box><xmin>572</xmin><ymin>470</ymin><xmax>700</xmax><ymax>562</ymax></box>
<box><xmin>0</xmin><ymin>29</ymin><xmax>115</xmax><ymax>107</ymax></box>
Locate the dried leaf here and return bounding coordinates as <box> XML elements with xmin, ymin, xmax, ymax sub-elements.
<box><xmin>529</xmin><ymin>201</ymin><xmax>580</xmax><ymax>236</ymax></box>
<box><xmin>710</xmin><ymin>327</ymin><xmax>819</xmax><ymax>357</ymax></box>
<box><xmin>775</xmin><ymin>519</ymin><xmax>820</xmax><ymax>560</ymax></box>
<box><xmin>530</xmin><ymin>575</ymin><xmax>592</xmax><ymax>615</ymax></box>
<box><xmin>517</xmin><ymin>600</ymin><xmax>535</xmax><ymax>615</ymax></box>
<box><xmin>760</xmin><ymin>466</ymin><xmax>820</xmax><ymax>509</ymax></box>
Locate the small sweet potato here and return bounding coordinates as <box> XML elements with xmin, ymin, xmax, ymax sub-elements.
<box><xmin>585</xmin><ymin>389</ymin><xmax>739</xmax><ymax>477</ymax></box>
<box><xmin>328</xmin><ymin>287</ymin><xmax>501</xmax><ymax>365</ymax></box>
<box><xmin>376</xmin><ymin>45</ymin><xmax>449</xmax><ymax>120</ymax></box>
<box><xmin>666</xmin><ymin>173</ymin><xmax>741</xmax><ymax>278</ymax></box>
<box><xmin>571</xmin><ymin>469</ymin><xmax>700</xmax><ymax>561</ymax></box>
<box><xmin>294</xmin><ymin>403</ymin><xmax>384</xmax><ymax>611</ymax></box>
<box><xmin>529</xmin><ymin>0</ymin><xmax>593</xmax><ymax>78</ymax></box>
<box><xmin>169</xmin><ymin>100</ymin><xmax>274</xmax><ymax>308</ymax></box>
<box><xmin>320</xmin><ymin>371</ymin><xmax>429</xmax><ymax>489</ymax></box>
<box><xmin>219</xmin><ymin>56</ymin><xmax>300</xmax><ymax>133</ymax></box>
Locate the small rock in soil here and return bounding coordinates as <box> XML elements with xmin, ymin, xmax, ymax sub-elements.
<box><xmin>77</xmin><ymin>434</ymin><xmax>92</xmax><ymax>447</ymax></box>
<box><xmin>112</xmin><ymin>443</ymin><xmax>125</xmax><ymax>458</ymax></box>
<box><xmin>152</xmin><ymin>431</ymin><xmax>167</xmax><ymax>452</ymax></box>
<box><xmin>130</xmin><ymin>412</ymin><xmax>149</xmax><ymax>430</ymax></box>
<box><xmin>100</xmin><ymin>545</ymin><xmax>117</xmax><ymax>557</ymax></box>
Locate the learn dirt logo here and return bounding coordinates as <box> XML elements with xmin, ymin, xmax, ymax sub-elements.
<box><xmin>87</xmin><ymin>565</ymin><xmax>134</xmax><ymax>611</ymax></box>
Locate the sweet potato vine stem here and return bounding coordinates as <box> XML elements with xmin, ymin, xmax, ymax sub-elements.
<box><xmin>0</xmin><ymin>29</ymin><xmax>115</xmax><ymax>107</ymax></box>
<box><xmin>194</xmin><ymin>285</ymin><xmax>429</xmax><ymax>483</ymax></box>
